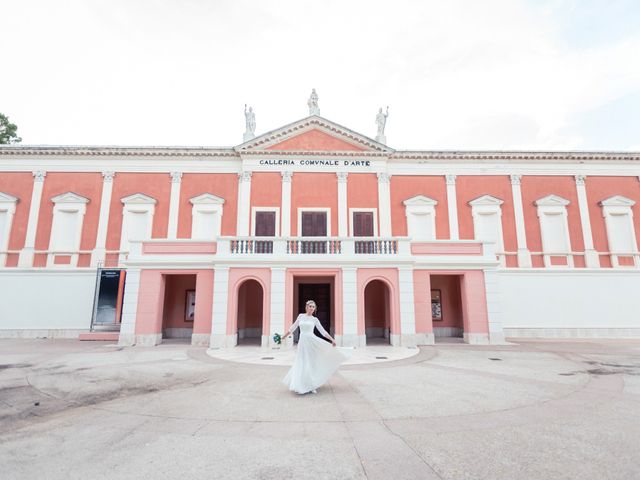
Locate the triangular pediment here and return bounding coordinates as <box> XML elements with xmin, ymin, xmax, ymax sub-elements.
<box><xmin>468</xmin><ymin>194</ymin><xmax>504</xmax><ymax>206</ymax></box>
<box><xmin>0</xmin><ymin>191</ymin><xmax>18</xmax><ymax>203</ymax></box>
<box><xmin>51</xmin><ymin>191</ymin><xmax>89</xmax><ymax>204</ymax></box>
<box><xmin>190</xmin><ymin>193</ymin><xmax>225</xmax><ymax>205</ymax></box>
<box><xmin>599</xmin><ymin>195</ymin><xmax>636</xmax><ymax>207</ymax></box>
<box><xmin>121</xmin><ymin>193</ymin><xmax>157</xmax><ymax>205</ymax></box>
<box><xmin>236</xmin><ymin>116</ymin><xmax>393</xmax><ymax>153</ymax></box>
<box><xmin>403</xmin><ymin>195</ymin><xmax>438</xmax><ymax>207</ymax></box>
<box><xmin>534</xmin><ymin>194</ymin><xmax>570</xmax><ymax>207</ymax></box>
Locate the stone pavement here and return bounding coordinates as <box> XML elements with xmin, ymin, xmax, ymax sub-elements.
<box><xmin>1</xmin><ymin>338</ymin><xmax>639</xmax><ymax>480</ymax></box>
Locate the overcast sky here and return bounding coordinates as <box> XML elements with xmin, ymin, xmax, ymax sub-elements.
<box><xmin>2</xmin><ymin>0</ymin><xmax>639</xmax><ymax>150</ymax></box>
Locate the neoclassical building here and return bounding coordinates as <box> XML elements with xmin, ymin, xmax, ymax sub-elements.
<box><xmin>1</xmin><ymin>109</ymin><xmax>639</xmax><ymax>346</ymax></box>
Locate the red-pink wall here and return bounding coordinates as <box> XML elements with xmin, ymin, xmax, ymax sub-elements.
<box><xmin>249</xmin><ymin>172</ymin><xmax>282</xmax><ymax>233</ymax></box>
<box><xmin>520</xmin><ymin>176</ymin><xmax>585</xmax><ymax>267</ymax></box>
<box><xmin>107</xmin><ymin>174</ymin><xmax>171</xmax><ymax>253</ymax></box>
<box><xmin>586</xmin><ymin>176</ymin><xmax>640</xmax><ymax>268</ymax></box>
<box><xmin>33</xmin><ymin>173</ymin><xmax>102</xmax><ymax>267</ymax></box>
<box><xmin>390</xmin><ymin>176</ymin><xmax>450</xmax><ymax>239</ymax></box>
<box><xmin>291</xmin><ymin>173</ymin><xmax>338</xmax><ymax>235</ymax></box>
<box><xmin>364</xmin><ymin>279</ymin><xmax>388</xmax><ymax>328</ymax></box>
<box><xmin>177</xmin><ymin>173</ymin><xmax>238</xmax><ymax>238</ymax></box>
<box><xmin>162</xmin><ymin>274</ymin><xmax>197</xmax><ymax>328</ymax></box>
<box><xmin>266</xmin><ymin>129</ymin><xmax>365</xmax><ymax>151</ymax></box>
<box><xmin>0</xmin><ymin>173</ymin><xmax>33</xmax><ymax>267</ymax></box>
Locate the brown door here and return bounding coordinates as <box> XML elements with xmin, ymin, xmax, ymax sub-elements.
<box><xmin>298</xmin><ymin>283</ymin><xmax>331</xmax><ymax>342</ymax></box>
<box><xmin>254</xmin><ymin>211</ymin><xmax>275</xmax><ymax>253</ymax></box>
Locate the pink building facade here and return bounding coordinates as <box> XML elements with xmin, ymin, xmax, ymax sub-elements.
<box><xmin>1</xmin><ymin>115</ymin><xmax>639</xmax><ymax>346</ymax></box>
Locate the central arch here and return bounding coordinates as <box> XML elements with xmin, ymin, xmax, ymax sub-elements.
<box><xmin>235</xmin><ymin>279</ymin><xmax>264</xmax><ymax>345</ymax></box>
<box><xmin>364</xmin><ymin>279</ymin><xmax>391</xmax><ymax>344</ymax></box>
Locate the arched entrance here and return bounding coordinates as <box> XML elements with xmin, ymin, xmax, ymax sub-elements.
<box><xmin>364</xmin><ymin>279</ymin><xmax>391</xmax><ymax>345</ymax></box>
<box><xmin>236</xmin><ymin>279</ymin><xmax>263</xmax><ymax>345</ymax></box>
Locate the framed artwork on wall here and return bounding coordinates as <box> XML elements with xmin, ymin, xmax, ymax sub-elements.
<box><xmin>185</xmin><ymin>289</ymin><xmax>196</xmax><ymax>322</ymax></box>
<box><xmin>431</xmin><ymin>289</ymin><xmax>442</xmax><ymax>321</ymax></box>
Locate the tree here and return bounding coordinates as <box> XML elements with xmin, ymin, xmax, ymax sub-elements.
<box><xmin>0</xmin><ymin>113</ymin><xmax>22</xmax><ymax>144</ymax></box>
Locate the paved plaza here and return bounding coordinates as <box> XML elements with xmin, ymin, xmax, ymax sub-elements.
<box><xmin>1</xmin><ymin>338</ymin><xmax>639</xmax><ymax>479</ymax></box>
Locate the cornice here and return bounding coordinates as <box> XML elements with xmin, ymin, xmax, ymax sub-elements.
<box><xmin>0</xmin><ymin>146</ymin><xmax>238</xmax><ymax>157</ymax></box>
<box><xmin>392</xmin><ymin>151</ymin><xmax>640</xmax><ymax>162</ymax></box>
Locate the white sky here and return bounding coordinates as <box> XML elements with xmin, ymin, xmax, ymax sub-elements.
<box><xmin>2</xmin><ymin>0</ymin><xmax>639</xmax><ymax>150</ymax></box>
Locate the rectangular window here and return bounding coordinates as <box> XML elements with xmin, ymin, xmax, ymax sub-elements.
<box><xmin>540</xmin><ymin>212</ymin><xmax>568</xmax><ymax>253</ymax></box>
<box><xmin>255</xmin><ymin>211</ymin><xmax>276</xmax><ymax>236</ymax></box>
<box><xmin>192</xmin><ymin>211</ymin><xmax>218</xmax><ymax>239</ymax></box>
<box><xmin>301</xmin><ymin>211</ymin><xmax>327</xmax><ymax>237</ymax></box>
<box><xmin>608</xmin><ymin>213</ymin><xmax>635</xmax><ymax>252</ymax></box>
<box><xmin>408</xmin><ymin>213</ymin><xmax>434</xmax><ymax>241</ymax></box>
<box><xmin>52</xmin><ymin>210</ymin><xmax>80</xmax><ymax>252</ymax></box>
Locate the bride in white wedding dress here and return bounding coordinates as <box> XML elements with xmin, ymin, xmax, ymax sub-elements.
<box><xmin>281</xmin><ymin>300</ymin><xmax>353</xmax><ymax>394</ymax></box>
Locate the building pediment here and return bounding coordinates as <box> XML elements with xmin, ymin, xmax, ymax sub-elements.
<box><xmin>51</xmin><ymin>192</ymin><xmax>89</xmax><ymax>204</ymax></box>
<box><xmin>599</xmin><ymin>195</ymin><xmax>636</xmax><ymax>207</ymax></box>
<box><xmin>534</xmin><ymin>194</ymin><xmax>570</xmax><ymax>207</ymax></box>
<box><xmin>0</xmin><ymin>191</ymin><xmax>19</xmax><ymax>203</ymax></box>
<box><xmin>403</xmin><ymin>195</ymin><xmax>438</xmax><ymax>207</ymax></box>
<box><xmin>468</xmin><ymin>194</ymin><xmax>504</xmax><ymax>206</ymax></box>
<box><xmin>190</xmin><ymin>193</ymin><xmax>225</xmax><ymax>205</ymax></box>
<box><xmin>121</xmin><ymin>193</ymin><xmax>157</xmax><ymax>205</ymax></box>
<box><xmin>235</xmin><ymin>116</ymin><xmax>393</xmax><ymax>153</ymax></box>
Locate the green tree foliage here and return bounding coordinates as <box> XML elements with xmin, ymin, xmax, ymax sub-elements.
<box><xmin>0</xmin><ymin>113</ymin><xmax>22</xmax><ymax>144</ymax></box>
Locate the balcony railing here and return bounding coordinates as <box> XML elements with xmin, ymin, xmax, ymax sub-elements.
<box><xmin>222</xmin><ymin>236</ymin><xmax>406</xmax><ymax>256</ymax></box>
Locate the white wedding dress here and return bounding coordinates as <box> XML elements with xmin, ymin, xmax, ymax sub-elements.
<box><xmin>282</xmin><ymin>314</ymin><xmax>353</xmax><ymax>394</ymax></box>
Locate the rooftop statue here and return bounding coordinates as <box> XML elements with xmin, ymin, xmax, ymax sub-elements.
<box><xmin>308</xmin><ymin>88</ymin><xmax>320</xmax><ymax>116</ymax></box>
<box><xmin>243</xmin><ymin>104</ymin><xmax>256</xmax><ymax>141</ymax></box>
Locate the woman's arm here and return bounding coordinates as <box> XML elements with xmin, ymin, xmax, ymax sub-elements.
<box><xmin>313</xmin><ymin>317</ymin><xmax>336</xmax><ymax>346</ymax></box>
<box><xmin>281</xmin><ymin>314</ymin><xmax>301</xmax><ymax>340</ymax></box>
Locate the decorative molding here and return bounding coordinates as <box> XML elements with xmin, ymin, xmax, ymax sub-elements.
<box><xmin>189</xmin><ymin>193</ymin><xmax>226</xmax><ymax>205</ymax></box>
<box><xmin>575</xmin><ymin>175</ymin><xmax>586</xmax><ymax>186</ymax></box>
<box><xmin>599</xmin><ymin>195</ymin><xmax>636</xmax><ymax>207</ymax></box>
<box><xmin>281</xmin><ymin>171</ymin><xmax>293</xmax><ymax>182</ymax></box>
<box><xmin>510</xmin><ymin>174</ymin><xmax>522</xmax><ymax>185</ymax></box>
<box><xmin>445</xmin><ymin>174</ymin><xmax>457</xmax><ymax>185</ymax></box>
<box><xmin>0</xmin><ymin>192</ymin><xmax>19</xmax><ymax>204</ymax></box>
<box><xmin>101</xmin><ymin>171</ymin><xmax>115</xmax><ymax>182</ymax></box>
<box><xmin>403</xmin><ymin>195</ymin><xmax>438</xmax><ymax>207</ymax></box>
<box><xmin>235</xmin><ymin>116</ymin><xmax>393</xmax><ymax>153</ymax></box>
<box><xmin>238</xmin><ymin>171</ymin><xmax>252</xmax><ymax>182</ymax></box>
<box><xmin>468</xmin><ymin>194</ymin><xmax>504</xmax><ymax>206</ymax></box>
<box><xmin>534</xmin><ymin>194</ymin><xmax>570</xmax><ymax>207</ymax></box>
<box><xmin>170</xmin><ymin>171</ymin><xmax>183</xmax><ymax>183</ymax></box>
<box><xmin>121</xmin><ymin>193</ymin><xmax>157</xmax><ymax>205</ymax></box>
<box><xmin>32</xmin><ymin>171</ymin><xmax>46</xmax><ymax>182</ymax></box>
<box><xmin>337</xmin><ymin>172</ymin><xmax>349</xmax><ymax>183</ymax></box>
<box><xmin>51</xmin><ymin>192</ymin><xmax>89</xmax><ymax>204</ymax></box>
<box><xmin>377</xmin><ymin>172</ymin><xmax>391</xmax><ymax>184</ymax></box>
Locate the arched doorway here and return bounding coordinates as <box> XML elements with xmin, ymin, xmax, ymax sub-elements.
<box><xmin>364</xmin><ymin>279</ymin><xmax>391</xmax><ymax>345</ymax></box>
<box><xmin>236</xmin><ymin>279</ymin><xmax>263</xmax><ymax>345</ymax></box>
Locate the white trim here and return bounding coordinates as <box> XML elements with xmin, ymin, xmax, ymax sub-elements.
<box><xmin>574</xmin><ymin>176</ymin><xmax>599</xmax><ymax>267</ymax></box>
<box><xmin>445</xmin><ymin>175</ymin><xmax>459</xmax><ymax>240</ymax></box>
<box><xmin>534</xmin><ymin>195</ymin><xmax>573</xmax><ymax>268</ymax></box>
<box><xmin>599</xmin><ymin>195</ymin><xmax>638</xmax><ymax>267</ymax></box>
<box><xmin>348</xmin><ymin>208</ymin><xmax>379</xmax><ymax>237</ymax></box>
<box><xmin>91</xmin><ymin>172</ymin><xmax>115</xmax><ymax>267</ymax></box>
<box><xmin>403</xmin><ymin>195</ymin><xmax>437</xmax><ymax>241</ymax></box>
<box><xmin>251</xmin><ymin>207</ymin><xmax>280</xmax><ymax>237</ymax></box>
<box><xmin>469</xmin><ymin>195</ymin><xmax>505</xmax><ymax>266</ymax></box>
<box><xmin>190</xmin><ymin>193</ymin><xmax>225</xmax><ymax>240</ymax></box>
<box><xmin>119</xmin><ymin>193</ymin><xmax>156</xmax><ymax>262</ymax></box>
<box><xmin>18</xmin><ymin>171</ymin><xmax>46</xmax><ymax>267</ymax></box>
<box><xmin>167</xmin><ymin>172</ymin><xmax>182</xmax><ymax>239</ymax></box>
<box><xmin>297</xmin><ymin>207</ymin><xmax>331</xmax><ymax>236</ymax></box>
<box><xmin>0</xmin><ymin>192</ymin><xmax>18</xmax><ymax>267</ymax></box>
<box><xmin>47</xmin><ymin>192</ymin><xmax>89</xmax><ymax>267</ymax></box>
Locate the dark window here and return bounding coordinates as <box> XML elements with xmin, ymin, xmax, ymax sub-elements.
<box><xmin>353</xmin><ymin>211</ymin><xmax>374</xmax><ymax>237</ymax></box>
<box><xmin>301</xmin><ymin>211</ymin><xmax>327</xmax><ymax>237</ymax></box>
<box><xmin>255</xmin><ymin>211</ymin><xmax>276</xmax><ymax>236</ymax></box>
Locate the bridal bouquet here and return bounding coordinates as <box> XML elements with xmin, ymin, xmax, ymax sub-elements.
<box><xmin>273</xmin><ymin>333</ymin><xmax>282</xmax><ymax>345</ymax></box>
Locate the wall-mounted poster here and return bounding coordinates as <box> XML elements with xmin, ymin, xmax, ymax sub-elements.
<box><xmin>185</xmin><ymin>290</ymin><xmax>196</xmax><ymax>322</ymax></box>
<box><xmin>431</xmin><ymin>289</ymin><xmax>442</xmax><ymax>321</ymax></box>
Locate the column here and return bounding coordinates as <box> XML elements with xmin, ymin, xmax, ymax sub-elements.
<box><xmin>396</xmin><ymin>266</ymin><xmax>417</xmax><ymax>347</ymax></box>
<box><xmin>118</xmin><ymin>267</ymin><xmax>140</xmax><ymax>346</ymax></box>
<box><xmin>167</xmin><ymin>172</ymin><xmax>182</xmax><ymax>239</ymax></box>
<box><xmin>377</xmin><ymin>172</ymin><xmax>392</xmax><ymax>237</ymax></box>
<box><xmin>18</xmin><ymin>171</ymin><xmax>46</xmax><ymax>267</ymax></box>
<box><xmin>575</xmin><ymin>175</ymin><xmax>599</xmax><ymax>268</ymax></box>
<box><xmin>340</xmin><ymin>266</ymin><xmax>362</xmax><ymax>347</ymax></box>
<box><xmin>236</xmin><ymin>171</ymin><xmax>252</xmax><ymax>237</ymax></box>
<box><xmin>445</xmin><ymin>174</ymin><xmax>459</xmax><ymax>240</ymax></box>
<box><xmin>210</xmin><ymin>265</ymin><xmax>230</xmax><ymax>348</ymax></box>
<box><xmin>269</xmin><ymin>267</ymin><xmax>286</xmax><ymax>347</ymax></box>
<box><xmin>337</xmin><ymin>172</ymin><xmax>348</xmax><ymax>237</ymax></box>
<box><xmin>281</xmin><ymin>171</ymin><xmax>293</xmax><ymax>237</ymax></box>
<box><xmin>91</xmin><ymin>171</ymin><xmax>115</xmax><ymax>267</ymax></box>
<box><xmin>483</xmin><ymin>268</ymin><xmax>506</xmax><ymax>344</ymax></box>
<box><xmin>510</xmin><ymin>175</ymin><xmax>532</xmax><ymax>267</ymax></box>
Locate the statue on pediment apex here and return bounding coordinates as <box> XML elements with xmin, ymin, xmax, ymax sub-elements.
<box><xmin>308</xmin><ymin>88</ymin><xmax>320</xmax><ymax>116</ymax></box>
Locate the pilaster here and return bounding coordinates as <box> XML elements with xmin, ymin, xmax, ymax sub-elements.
<box><xmin>91</xmin><ymin>171</ymin><xmax>115</xmax><ymax>267</ymax></box>
<box><xmin>281</xmin><ymin>171</ymin><xmax>293</xmax><ymax>237</ymax></box>
<box><xmin>510</xmin><ymin>174</ymin><xmax>532</xmax><ymax>267</ymax></box>
<box><xmin>337</xmin><ymin>172</ymin><xmax>348</xmax><ymax>237</ymax></box>
<box><xmin>575</xmin><ymin>175</ymin><xmax>600</xmax><ymax>268</ymax></box>
<box><xmin>445</xmin><ymin>174</ymin><xmax>459</xmax><ymax>240</ymax></box>
<box><xmin>18</xmin><ymin>171</ymin><xmax>46</xmax><ymax>267</ymax></box>
<box><xmin>236</xmin><ymin>171</ymin><xmax>252</xmax><ymax>237</ymax></box>
<box><xmin>167</xmin><ymin>171</ymin><xmax>183</xmax><ymax>239</ymax></box>
<box><xmin>377</xmin><ymin>172</ymin><xmax>392</xmax><ymax>237</ymax></box>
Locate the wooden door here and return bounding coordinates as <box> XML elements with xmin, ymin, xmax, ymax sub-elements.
<box><xmin>298</xmin><ymin>283</ymin><xmax>331</xmax><ymax>342</ymax></box>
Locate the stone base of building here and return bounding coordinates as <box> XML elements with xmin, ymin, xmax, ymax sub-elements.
<box><xmin>504</xmin><ymin>328</ymin><xmax>640</xmax><ymax>339</ymax></box>
<box><xmin>337</xmin><ymin>334</ymin><xmax>366</xmax><ymax>348</ymax></box>
<box><xmin>463</xmin><ymin>333</ymin><xmax>491</xmax><ymax>345</ymax></box>
<box><xmin>117</xmin><ymin>333</ymin><xmax>162</xmax><ymax>346</ymax></box>
<box><xmin>0</xmin><ymin>329</ymin><xmax>86</xmax><ymax>339</ymax></box>
<box><xmin>191</xmin><ymin>333</ymin><xmax>210</xmax><ymax>346</ymax></box>
<box><xmin>209</xmin><ymin>333</ymin><xmax>239</xmax><ymax>348</ymax></box>
<box><xmin>390</xmin><ymin>334</ymin><xmax>417</xmax><ymax>347</ymax></box>
<box><xmin>415</xmin><ymin>333</ymin><xmax>435</xmax><ymax>345</ymax></box>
